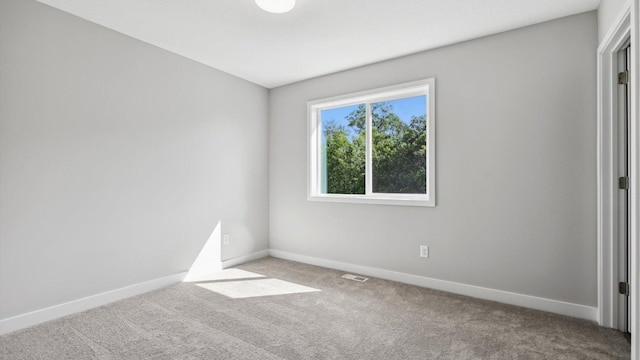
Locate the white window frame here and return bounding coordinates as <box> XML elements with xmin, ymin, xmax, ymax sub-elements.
<box><xmin>307</xmin><ymin>78</ymin><xmax>436</xmax><ymax>207</ymax></box>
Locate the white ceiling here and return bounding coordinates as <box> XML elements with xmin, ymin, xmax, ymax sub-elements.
<box><xmin>37</xmin><ymin>0</ymin><xmax>600</xmax><ymax>88</ymax></box>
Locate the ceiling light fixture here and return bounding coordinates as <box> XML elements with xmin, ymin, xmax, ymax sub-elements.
<box><xmin>255</xmin><ymin>0</ymin><xmax>295</xmax><ymax>14</ymax></box>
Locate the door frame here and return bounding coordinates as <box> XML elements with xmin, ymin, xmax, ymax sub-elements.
<box><xmin>597</xmin><ymin>0</ymin><xmax>639</xmax><ymax>358</ymax></box>
<box><xmin>616</xmin><ymin>41</ymin><xmax>631</xmax><ymax>333</ymax></box>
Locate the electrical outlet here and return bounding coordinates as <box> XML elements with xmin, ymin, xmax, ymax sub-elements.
<box><xmin>223</xmin><ymin>234</ymin><xmax>230</xmax><ymax>245</ymax></box>
<box><xmin>420</xmin><ymin>245</ymin><xmax>429</xmax><ymax>258</ymax></box>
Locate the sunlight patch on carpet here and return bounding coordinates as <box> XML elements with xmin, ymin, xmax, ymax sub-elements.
<box><xmin>196</xmin><ymin>278</ymin><xmax>321</xmax><ymax>298</ymax></box>
<box><xmin>184</xmin><ymin>268</ymin><xmax>265</xmax><ymax>283</ymax></box>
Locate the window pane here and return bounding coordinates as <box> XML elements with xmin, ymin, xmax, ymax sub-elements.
<box><xmin>320</xmin><ymin>104</ymin><xmax>366</xmax><ymax>194</ymax></box>
<box><xmin>371</xmin><ymin>96</ymin><xmax>427</xmax><ymax>194</ymax></box>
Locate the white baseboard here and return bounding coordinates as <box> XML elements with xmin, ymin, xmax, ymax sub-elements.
<box><xmin>0</xmin><ymin>248</ymin><xmax>598</xmax><ymax>335</ymax></box>
<box><xmin>0</xmin><ymin>271</ymin><xmax>187</xmax><ymax>335</ymax></box>
<box><xmin>221</xmin><ymin>249</ymin><xmax>270</xmax><ymax>269</ymax></box>
<box><xmin>269</xmin><ymin>249</ymin><xmax>598</xmax><ymax>322</ymax></box>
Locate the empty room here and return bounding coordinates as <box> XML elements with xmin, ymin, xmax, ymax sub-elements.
<box><xmin>1</xmin><ymin>0</ymin><xmax>639</xmax><ymax>359</ymax></box>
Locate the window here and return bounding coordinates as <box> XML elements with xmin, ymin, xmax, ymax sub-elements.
<box><xmin>308</xmin><ymin>79</ymin><xmax>435</xmax><ymax>206</ymax></box>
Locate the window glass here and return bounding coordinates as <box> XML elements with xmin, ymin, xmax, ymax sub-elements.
<box><xmin>320</xmin><ymin>104</ymin><xmax>365</xmax><ymax>194</ymax></box>
<box><xmin>308</xmin><ymin>79</ymin><xmax>435</xmax><ymax>206</ymax></box>
<box><xmin>371</xmin><ymin>96</ymin><xmax>427</xmax><ymax>194</ymax></box>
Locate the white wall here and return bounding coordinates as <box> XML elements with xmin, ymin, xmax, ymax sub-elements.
<box><xmin>598</xmin><ymin>0</ymin><xmax>630</xmax><ymax>43</ymax></box>
<box><xmin>269</xmin><ymin>12</ymin><xmax>598</xmax><ymax>307</ymax></box>
<box><xmin>0</xmin><ymin>0</ymin><xmax>269</xmax><ymax>320</ymax></box>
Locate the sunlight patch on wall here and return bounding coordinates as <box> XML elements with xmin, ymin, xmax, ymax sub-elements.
<box><xmin>196</xmin><ymin>278</ymin><xmax>320</xmax><ymax>299</ymax></box>
<box><xmin>184</xmin><ymin>221</ymin><xmax>222</xmax><ymax>282</ymax></box>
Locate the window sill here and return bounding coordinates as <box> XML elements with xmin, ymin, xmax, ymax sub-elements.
<box><xmin>307</xmin><ymin>194</ymin><xmax>435</xmax><ymax>207</ymax></box>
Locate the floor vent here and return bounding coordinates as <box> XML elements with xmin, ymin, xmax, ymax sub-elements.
<box><xmin>342</xmin><ymin>274</ymin><xmax>368</xmax><ymax>282</ymax></box>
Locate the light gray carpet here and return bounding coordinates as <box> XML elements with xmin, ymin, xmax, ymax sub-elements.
<box><xmin>0</xmin><ymin>257</ymin><xmax>630</xmax><ymax>359</ymax></box>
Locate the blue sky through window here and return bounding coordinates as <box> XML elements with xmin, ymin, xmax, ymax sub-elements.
<box><xmin>380</xmin><ymin>95</ymin><xmax>426</xmax><ymax>124</ymax></box>
<box><xmin>320</xmin><ymin>104</ymin><xmax>361</xmax><ymax>139</ymax></box>
<box><xmin>320</xmin><ymin>95</ymin><xmax>426</xmax><ymax>139</ymax></box>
